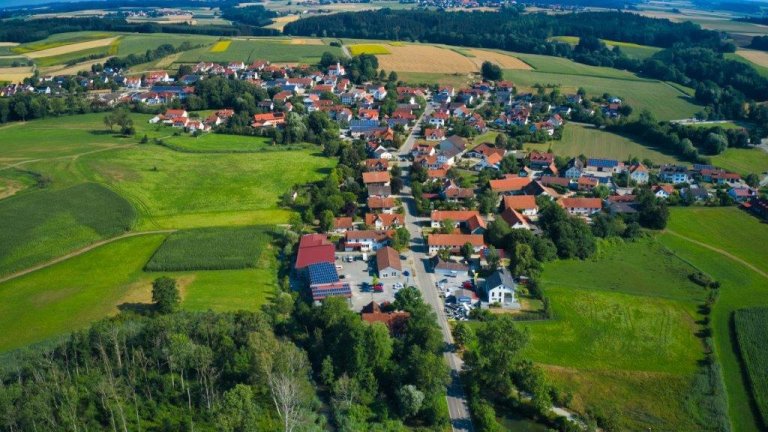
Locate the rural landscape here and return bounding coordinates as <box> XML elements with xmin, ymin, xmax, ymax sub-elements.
<box><xmin>1</xmin><ymin>0</ymin><xmax>768</xmax><ymax>431</ymax></box>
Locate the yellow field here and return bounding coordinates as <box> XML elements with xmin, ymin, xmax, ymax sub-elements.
<box><xmin>265</xmin><ymin>15</ymin><xmax>300</xmax><ymax>30</ymax></box>
<box><xmin>375</xmin><ymin>44</ymin><xmax>530</xmax><ymax>74</ymax></box>
<box><xmin>0</xmin><ymin>67</ymin><xmax>34</xmax><ymax>84</ymax></box>
<box><xmin>348</xmin><ymin>44</ymin><xmax>392</xmax><ymax>55</ymax></box>
<box><xmin>210</xmin><ymin>40</ymin><xmax>232</xmax><ymax>53</ymax></box>
<box><xmin>736</xmin><ymin>49</ymin><xmax>768</xmax><ymax>68</ymax></box>
<box><xmin>24</xmin><ymin>37</ymin><xmax>121</xmax><ymax>59</ymax></box>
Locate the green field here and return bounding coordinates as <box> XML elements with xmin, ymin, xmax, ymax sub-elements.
<box><xmin>549</xmin><ymin>36</ymin><xmax>662</xmax><ymax>59</ymax></box>
<box><xmin>502</xmin><ymin>52</ymin><xmax>701</xmax><ymax>121</ymax></box>
<box><xmin>526</xmin><ymin>123</ymin><xmax>680</xmax><ymax>164</ymax></box>
<box><xmin>734</xmin><ymin>307</ymin><xmax>768</xmax><ymax>427</ymax></box>
<box><xmin>34</xmin><ymin>44</ymin><xmax>116</xmax><ymax>68</ymax></box>
<box><xmin>145</xmin><ymin>226</ymin><xmax>271</xmax><ymax>271</ymax></box>
<box><xmin>177</xmin><ymin>38</ymin><xmax>342</xmax><ymax>64</ymax></box>
<box><xmin>523</xmin><ymin>238</ymin><xmax>708</xmax><ymax>430</ymax></box>
<box><xmin>396</xmin><ymin>72</ymin><xmax>472</xmax><ymax>88</ymax></box>
<box><xmin>117</xmin><ymin>33</ymin><xmax>219</xmax><ymax>57</ymax></box>
<box><xmin>0</xmin><ymin>233</ymin><xmax>278</xmax><ymax>352</ymax></box>
<box><xmin>711</xmin><ymin>147</ymin><xmax>768</xmax><ymax>175</ymax></box>
<box><xmin>162</xmin><ymin>132</ymin><xmax>273</xmax><ymax>152</ymax></box>
<box><xmin>11</xmin><ymin>32</ymin><xmax>116</xmax><ymax>54</ymax></box>
<box><xmin>0</xmin><ymin>183</ymin><xmax>136</xmax><ymax>277</ymax></box>
<box><xmin>660</xmin><ymin>207</ymin><xmax>768</xmax><ymax>432</ymax></box>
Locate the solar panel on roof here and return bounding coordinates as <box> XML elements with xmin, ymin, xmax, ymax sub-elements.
<box><xmin>307</xmin><ymin>262</ymin><xmax>339</xmax><ymax>285</ymax></box>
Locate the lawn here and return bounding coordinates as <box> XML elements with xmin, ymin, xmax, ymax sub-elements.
<box><xmin>504</xmin><ymin>68</ymin><xmax>701</xmax><ymax>121</ymax></box>
<box><xmin>526</xmin><ymin>123</ymin><xmax>680</xmax><ymax>164</ymax></box>
<box><xmin>348</xmin><ymin>44</ymin><xmax>391</xmax><ymax>55</ymax></box>
<box><xmin>0</xmin><ymin>233</ymin><xmax>278</xmax><ymax>353</ymax></box>
<box><xmin>659</xmin><ymin>207</ymin><xmax>768</xmax><ymax>432</ymax></box>
<box><xmin>710</xmin><ymin>147</ymin><xmax>768</xmax><ymax>175</ymax></box>
<box><xmin>145</xmin><ymin>226</ymin><xmax>271</xmax><ymax>271</ymax></box>
<box><xmin>0</xmin><ymin>183</ymin><xmax>136</xmax><ymax>277</ymax></box>
<box><xmin>521</xmin><ymin>238</ymin><xmax>708</xmax><ymax>430</ymax></box>
<box><xmin>177</xmin><ymin>38</ymin><xmax>341</xmax><ymax>64</ymax></box>
<box><xmin>733</xmin><ymin>307</ymin><xmax>768</xmax><ymax>427</ymax></box>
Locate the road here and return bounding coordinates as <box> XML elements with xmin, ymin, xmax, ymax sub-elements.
<box><xmin>397</xmin><ymin>103</ymin><xmax>474</xmax><ymax>432</ymax></box>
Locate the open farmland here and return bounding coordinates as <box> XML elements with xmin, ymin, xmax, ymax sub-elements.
<box><xmin>522</xmin><ymin>238</ymin><xmax>708</xmax><ymax>430</ymax></box>
<box><xmin>527</xmin><ymin>123</ymin><xmax>680</xmax><ymax>164</ymax></box>
<box><xmin>711</xmin><ymin>148</ymin><xmax>768</xmax><ymax>175</ymax></box>
<box><xmin>0</xmin><ymin>67</ymin><xmax>34</xmax><ymax>84</ymax></box>
<box><xmin>161</xmin><ymin>133</ymin><xmax>273</xmax><ymax>152</ymax></box>
<box><xmin>265</xmin><ymin>15</ymin><xmax>300</xmax><ymax>30</ymax></box>
<box><xmin>11</xmin><ymin>32</ymin><xmax>115</xmax><ymax>54</ymax></box>
<box><xmin>549</xmin><ymin>36</ymin><xmax>662</xmax><ymax>59</ymax></box>
<box><xmin>373</xmin><ymin>44</ymin><xmax>530</xmax><ymax>73</ymax></box>
<box><xmin>734</xmin><ymin>307</ymin><xmax>768</xmax><ymax>427</ymax></box>
<box><xmin>210</xmin><ymin>40</ymin><xmax>232</xmax><ymax>52</ymax></box>
<box><xmin>24</xmin><ymin>36</ymin><xmax>120</xmax><ymax>59</ymax></box>
<box><xmin>0</xmin><ymin>183</ymin><xmax>136</xmax><ymax>277</ymax></box>
<box><xmin>178</xmin><ymin>38</ymin><xmax>341</xmax><ymax>64</ymax></box>
<box><xmin>348</xmin><ymin>44</ymin><xmax>392</xmax><ymax>55</ymax></box>
<box><xmin>660</xmin><ymin>207</ymin><xmax>768</xmax><ymax>432</ymax></box>
<box><xmin>145</xmin><ymin>226</ymin><xmax>271</xmax><ymax>271</ymax></box>
<box><xmin>735</xmin><ymin>49</ymin><xmax>768</xmax><ymax>68</ymax></box>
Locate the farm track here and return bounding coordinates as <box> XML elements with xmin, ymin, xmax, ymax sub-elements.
<box><xmin>0</xmin><ymin>230</ymin><xmax>175</xmax><ymax>284</ymax></box>
<box><xmin>0</xmin><ymin>143</ymin><xmax>136</xmax><ymax>171</ymax></box>
<box><xmin>665</xmin><ymin>230</ymin><xmax>768</xmax><ymax>279</ymax></box>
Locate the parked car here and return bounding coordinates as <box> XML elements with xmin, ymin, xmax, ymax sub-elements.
<box><xmin>373</xmin><ymin>283</ymin><xmax>384</xmax><ymax>293</ymax></box>
<box><xmin>462</xmin><ymin>280</ymin><xmax>473</xmax><ymax>289</ymax></box>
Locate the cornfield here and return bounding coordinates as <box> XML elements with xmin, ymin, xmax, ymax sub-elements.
<box><xmin>734</xmin><ymin>307</ymin><xmax>768</xmax><ymax>426</ymax></box>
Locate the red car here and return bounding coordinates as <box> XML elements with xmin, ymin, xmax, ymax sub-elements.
<box><xmin>462</xmin><ymin>281</ymin><xmax>473</xmax><ymax>289</ymax></box>
<box><xmin>373</xmin><ymin>283</ymin><xmax>384</xmax><ymax>293</ymax></box>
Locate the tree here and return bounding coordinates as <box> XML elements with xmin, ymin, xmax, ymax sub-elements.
<box><xmin>262</xmin><ymin>340</ymin><xmax>318</xmax><ymax>432</ymax></box>
<box><xmin>453</xmin><ymin>321</ymin><xmax>476</xmax><ymax>350</ymax></box>
<box><xmin>319</xmin><ymin>210</ymin><xmax>335</xmax><ymax>233</ymax></box>
<box><xmin>14</xmin><ymin>102</ymin><xmax>27</xmax><ymax>122</ymax></box>
<box><xmin>152</xmin><ymin>276</ymin><xmax>180</xmax><ymax>314</ymax></box>
<box><xmin>494</xmin><ymin>133</ymin><xmax>507</xmax><ymax>148</ymax></box>
<box><xmin>485</xmin><ymin>245</ymin><xmax>500</xmax><ymax>271</ymax></box>
<box><xmin>397</xmin><ymin>385</ymin><xmax>424</xmax><ymax>418</ymax></box>
<box><xmin>510</xmin><ymin>243</ymin><xmax>539</xmax><ymax>277</ymax></box>
<box><xmin>392</xmin><ymin>227</ymin><xmax>411</xmax><ymax>251</ymax></box>
<box><xmin>480</xmin><ymin>61</ymin><xmax>502</xmax><ymax>81</ymax></box>
<box><xmin>461</xmin><ymin>242</ymin><xmax>474</xmax><ymax>261</ymax></box>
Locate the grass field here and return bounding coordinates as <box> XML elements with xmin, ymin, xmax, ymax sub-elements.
<box><xmin>660</xmin><ymin>207</ymin><xmax>768</xmax><ymax>432</ymax></box>
<box><xmin>116</xmin><ymin>33</ymin><xmax>219</xmax><ymax>57</ymax></box>
<box><xmin>374</xmin><ymin>44</ymin><xmax>530</xmax><ymax>74</ymax></box>
<box><xmin>726</xmin><ymin>51</ymin><xmax>768</xmax><ymax>78</ymax></box>
<box><xmin>348</xmin><ymin>44</ymin><xmax>392</xmax><ymax>55</ymax></box>
<box><xmin>178</xmin><ymin>38</ymin><xmax>341</xmax><ymax>64</ymax></box>
<box><xmin>161</xmin><ymin>132</ymin><xmax>273</xmax><ymax>152</ymax></box>
<box><xmin>0</xmin><ymin>183</ymin><xmax>136</xmax><ymax>277</ymax></box>
<box><xmin>710</xmin><ymin>147</ymin><xmax>768</xmax><ymax>175</ymax></box>
<box><xmin>526</xmin><ymin>123</ymin><xmax>680</xmax><ymax>164</ymax></box>
<box><xmin>145</xmin><ymin>226</ymin><xmax>271</xmax><ymax>271</ymax></box>
<box><xmin>549</xmin><ymin>36</ymin><xmax>662</xmax><ymax>59</ymax></box>
<box><xmin>33</xmin><ymin>41</ymin><xmax>119</xmax><ymax>68</ymax></box>
<box><xmin>0</xmin><ymin>233</ymin><xmax>279</xmax><ymax>352</ymax></box>
<box><xmin>11</xmin><ymin>32</ymin><xmax>115</xmax><ymax>54</ymax></box>
<box><xmin>396</xmin><ymin>72</ymin><xmax>474</xmax><ymax>88</ymax></box>
<box><xmin>522</xmin><ymin>238</ymin><xmax>707</xmax><ymax>430</ymax></box>
<box><xmin>210</xmin><ymin>40</ymin><xmax>232</xmax><ymax>53</ymax></box>
<box><xmin>733</xmin><ymin>307</ymin><xmax>768</xmax><ymax>427</ymax></box>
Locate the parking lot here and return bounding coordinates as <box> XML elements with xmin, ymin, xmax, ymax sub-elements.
<box><xmin>335</xmin><ymin>251</ymin><xmax>412</xmax><ymax>311</ymax></box>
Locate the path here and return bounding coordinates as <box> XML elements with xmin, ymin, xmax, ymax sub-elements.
<box><xmin>341</xmin><ymin>44</ymin><xmax>352</xmax><ymax>59</ymax></box>
<box><xmin>0</xmin><ymin>143</ymin><xmax>136</xmax><ymax>172</ymax></box>
<box><xmin>666</xmin><ymin>230</ymin><xmax>768</xmax><ymax>279</ymax></box>
<box><xmin>0</xmin><ymin>230</ymin><xmax>175</xmax><ymax>284</ymax></box>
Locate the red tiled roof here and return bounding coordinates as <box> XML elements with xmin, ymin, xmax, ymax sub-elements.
<box><xmin>368</xmin><ymin>196</ymin><xmax>396</xmax><ymax>209</ymax></box>
<box><xmin>501</xmin><ymin>207</ymin><xmax>529</xmax><ymax>227</ymax></box>
<box><xmin>295</xmin><ymin>234</ymin><xmax>335</xmax><ymax>269</ymax></box>
<box><xmin>489</xmin><ymin>175</ymin><xmax>532</xmax><ymax>192</ymax></box>
<box><xmin>558</xmin><ymin>197</ymin><xmax>603</xmax><ymax>209</ymax></box>
<box><xmin>333</xmin><ymin>217</ymin><xmax>353</xmax><ymax>229</ymax></box>
<box><xmin>365</xmin><ymin>213</ymin><xmax>404</xmax><ymax>227</ymax></box>
<box><xmin>503</xmin><ymin>195</ymin><xmax>537</xmax><ymax>211</ymax></box>
<box><xmin>376</xmin><ymin>246</ymin><xmax>402</xmax><ymax>271</ymax></box>
<box><xmin>362</xmin><ymin>171</ymin><xmax>391</xmax><ymax>184</ymax></box>
<box><xmin>428</xmin><ymin>234</ymin><xmax>484</xmax><ymax>247</ymax></box>
<box><xmin>431</xmin><ymin>210</ymin><xmax>483</xmax><ymax>223</ymax></box>
<box><xmin>361</xmin><ymin>302</ymin><xmax>410</xmax><ymax>334</ymax></box>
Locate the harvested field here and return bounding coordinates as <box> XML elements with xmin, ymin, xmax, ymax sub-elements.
<box><xmin>376</xmin><ymin>44</ymin><xmax>529</xmax><ymax>73</ymax></box>
<box><xmin>210</xmin><ymin>40</ymin><xmax>231</xmax><ymax>52</ymax></box>
<box><xmin>42</xmin><ymin>58</ymin><xmax>113</xmax><ymax>76</ymax></box>
<box><xmin>0</xmin><ymin>67</ymin><xmax>34</xmax><ymax>84</ymax></box>
<box><xmin>25</xmin><ymin>37</ymin><xmax>121</xmax><ymax>59</ymax></box>
<box><xmin>736</xmin><ymin>49</ymin><xmax>768</xmax><ymax>68</ymax></box>
<box><xmin>467</xmin><ymin>49</ymin><xmax>532</xmax><ymax>70</ymax></box>
<box><xmin>288</xmin><ymin>38</ymin><xmax>324</xmax><ymax>45</ymax></box>
<box><xmin>265</xmin><ymin>15</ymin><xmax>300</xmax><ymax>30</ymax></box>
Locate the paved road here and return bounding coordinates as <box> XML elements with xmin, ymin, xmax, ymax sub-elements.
<box><xmin>396</xmin><ymin>106</ymin><xmax>474</xmax><ymax>432</ymax></box>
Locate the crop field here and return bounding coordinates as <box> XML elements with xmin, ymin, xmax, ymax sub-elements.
<box><xmin>522</xmin><ymin>238</ymin><xmax>707</xmax><ymax>430</ymax></box>
<box><xmin>145</xmin><ymin>226</ymin><xmax>271</xmax><ymax>271</ymax></box>
<box><xmin>24</xmin><ymin>36</ymin><xmax>120</xmax><ymax>59</ymax></box>
<box><xmin>734</xmin><ymin>307</ymin><xmax>768</xmax><ymax>426</ymax></box>
<box><xmin>210</xmin><ymin>40</ymin><xmax>232</xmax><ymax>52</ymax></box>
<box><xmin>527</xmin><ymin>123</ymin><xmax>680</xmax><ymax>164</ymax></box>
<box><xmin>11</xmin><ymin>32</ymin><xmax>115</xmax><ymax>54</ymax></box>
<box><xmin>726</xmin><ymin>52</ymin><xmax>768</xmax><ymax>78</ymax></box>
<box><xmin>348</xmin><ymin>44</ymin><xmax>392</xmax><ymax>55</ymax></box>
<box><xmin>0</xmin><ymin>67</ymin><xmax>34</xmax><ymax>84</ymax></box>
<box><xmin>374</xmin><ymin>44</ymin><xmax>530</xmax><ymax>73</ymax></box>
<box><xmin>264</xmin><ymin>15</ymin><xmax>300</xmax><ymax>30</ymax></box>
<box><xmin>549</xmin><ymin>36</ymin><xmax>662</xmax><ymax>59</ymax></box>
<box><xmin>34</xmin><ymin>42</ymin><xmax>118</xmax><ymax>68</ymax></box>
<box><xmin>735</xmin><ymin>49</ymin><xmax>768</xmax><ymax>68</ymax></box>
<box><xmin>396</xmin><ymin>72</ymin><xmax>474</xmax><ymax>88</ymax></box>
<box><xmin>711</xmin><ymin>148</ymin><xmax>768</xmax><ymax>175</ymax></box>
<box><xmin>0</xmin><ymin>183</ymin><xmax>136</xmax><ymax>277</ymax></box>
<box><xmin>178</xmin><ymin>38</ymin><xmax>342</xmax><ymax>64</ymax></box>
<box><xmin>504</xmin><ymin>68</ymin><xmax>700</xmax><ymax>121</ymax></box>
<box><xmin>116</xmin><ymin>33</ymin><xmax>219</xmax><ymax>56</ymax></box>
<box><xmin>660</xmin><ymin>207</ymin><xmax>768</xmax><ymax>432</ymax></box>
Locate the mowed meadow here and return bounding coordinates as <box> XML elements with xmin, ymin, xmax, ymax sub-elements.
<box><xmin>523</xmin><ymin>238</ymin><xmax>710</xmax><ymax>430</ymax></box>
<box><xmin>0</xmin><ymin>113</ymin><xmax>333</xmax><ymax>350</ymax></box>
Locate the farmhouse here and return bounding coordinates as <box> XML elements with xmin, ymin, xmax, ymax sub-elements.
<box><xmin>295</xmin><ymin>234</ymin><xmax>335</xmax><ymax>271</ymax></box>
<box><xmin>332</xmin><ymin>217</ymin><xmax>354</xmax><ymax>234</ymax></box>
<box><xmin>427</xmin><ymin>234</ymin><xmax>484</xmax><ymax>255</ymax></box>
<box><xmin>629</xmin><ymin>163</ymin><xmax>649</xmax><ymax>184</ymax></box>
<box><xmin>252</xmin><ymin>112</ymin><xmax>286</xmax><ymax>128</ymax></box>
<box><xmin>376</xmin><ymin>246</ymin><xmax>402</xmax><ymax>278</ymax></box>
<box><xmin>558</xmin><ymin>197</ymin><xmax>603</xmax><ymax>216</ymax></box>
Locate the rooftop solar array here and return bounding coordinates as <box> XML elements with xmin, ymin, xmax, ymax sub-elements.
<box><xmin>308</xmin><ymin>262</ymin><xmax>339</xmax><ymax>285</ymax></box>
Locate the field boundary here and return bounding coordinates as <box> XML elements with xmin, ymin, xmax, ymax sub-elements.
<box><xmin>665</xmin><ymin>230</ymin><xmax>768</xmax><ymax>279</ymax></box>
<box><xmin>0</xmin><ymin>230</ymin><xmax>175</xmax><ymax>285</ymax></box>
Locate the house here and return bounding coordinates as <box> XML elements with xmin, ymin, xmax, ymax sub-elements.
<box><xmin>430</xmin><ymin>211</ymin><xmax>487</xmax><ymax>234</ymax></box>
<box><xmin>344</xmin><ymin>230</ymin><xmax>391</xmax><ymax>252</ymax></box>
<box><xmin>528</xmin><ymin>151</ymin><xmax>555</xmax><ymax>170</ymax></box>
<box><xmin>629</xmin><ymin>163</ymin><xmax>649</xmax><ymax>184</ymax></box>
<box><xmin>466</xmin><ymin>143</ymin><xmax>505</xmax><ymax>160</ymax></box>
<box><xmin>433</xmin><ymin>258</ymin><xmax>470</xmax><ymax>280</ymax></box>
<box><xmin>427</xmin><ymin>234</ymin><xmax>484</xmax><ymax>255</ymax></box>
<box><xmin>442</xmin><ymin>185</ymin><xmax>474</xmax><ymax>202</ymax></box>
<box><xmin>502</xmin><ymin>195</ymin><xmax>538</xmax><ymax>217</ymax></box>
<box><xmin>586</xmin><ymin>158</ymin><xmax>625</xmax><ymax>174</ymax></box>
<box><xmin>328</xmin><ymin>62</ymin><xmax>346</xmax><ymax>76</ymax></box>
<box><xmin>295</xmin><ymin>234</ymin><xmax>335</xmax><ymax>271</ymax></box>
<box><xmin>652</xmin><ymin>184</ymin><xmax>675</xmax><ymax>199</ymax></box>
<box><xmin>424</xmin><ymin>128</ymin><xmax>446</xmax><ymax>141</ymax></box>
<box><xmin>307</xmin><ymin>262</ymin><xmax>352</xmax><ymax>301</ymax></box>
<box><xmin>333</xmin><ymin>217</ymin><xmax>354</xmax><ymax>234</ymax></box>
<box><xmin>252</xmin><ymin>112</ymin><xmax>286</xmax><ymax>128</ymax></box>
<box><xmin>682</xmin><ymin>186</ymin><xmax>711</xmax><ymax>202</ymax></box>
<box><xmin>489</xmin><ymin>174</ymin><xmax>532</xmax><ymax>195</ymax></box>
<box><xmin>367</xmin><ymin>184</ymin><xmax>392</xmax><ymax>197</ymax></box>
<box><xmin>577</xmin><ymin>176</ymin><xmax>599</xmax><ymax>191</ymax></box>
<box><xmin>484</xmin><ymin>268</ymin><xmax>517</xmax><ymax>307</ymax></box>
<box><xmin>362</xmin><ymin>171</ymin><xmax>391</xmax><ymax>186</ymax></box>
<box><xmin>728</xmin><ymin>187</ymin><xmax>756</xmax><ymax>202</ymax></box>
<box><xmin>373</xmin><ymin>146</ymin><xmax>394</xmax><ymax>160</ymax></box>
<box><xmin>501</xmin><ymin>207</ymin><xmax>530</xmax><ymax>230</ymax></box>
<box><xmin>660</xmin><ymin>165</ymin><xmax>692</xmax><ymax>184</ymax></box>
<box><xmin>558</xmin><ymin>197</ymin><xmax>603</xmax><ymax>216</ymax></box>
<box><xmin>439</xmin><ymin>135</ymin><xmax>467</xmax><ymax>158</ymax></box>
<box><xmin>361</xmin><ymin>302</ymin><xmax>410</xmax><ymax>335</ymax></box>
<box><xmin>365</xmin><ymin>213</ymin><xmax>404</xmax><ymax>230</ymax></box>
<box><xmin>746</xmin><ymin>196</ymin><xmax>768</xmax><ymax>220</ymax></box>
<box><xmin>367</xmin><ymin>196</ymin><xmax>397</xmax><ymax>213</ymax></box>
<box><xmin>564</xmin><ymin>158</ymin><xmax>584</xmax><ymax>179</ymax></box>
<box><xmin>364</xmin><ymin>159</ymin><xmax>389</xmax><ymax>172</ymax></box>
<box><xmin>376</xmin><ymin>246</ymin><xmax>402</xmax><ymax>278</ymax></box>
